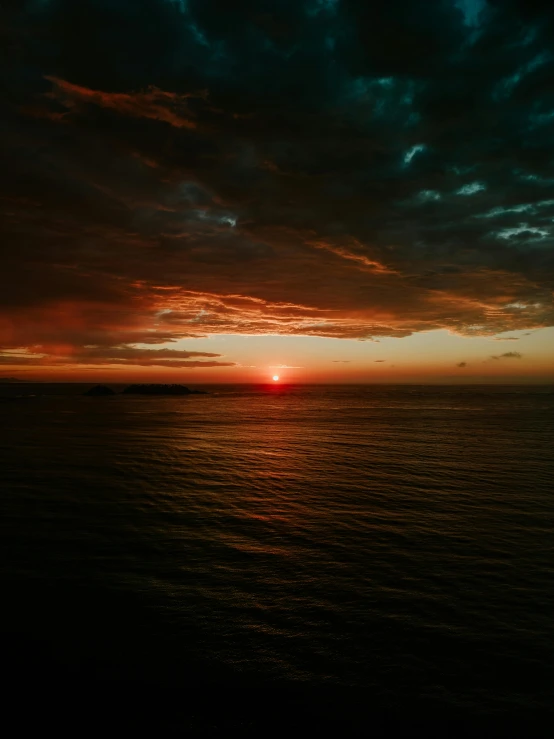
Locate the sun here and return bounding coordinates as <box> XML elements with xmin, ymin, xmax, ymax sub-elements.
<box><xmin>272</xmin><ymin>375</ymin><xmax>280</xmax><ymax>382</ymax></box>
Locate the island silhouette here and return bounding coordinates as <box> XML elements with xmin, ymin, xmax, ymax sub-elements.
<box><xmin>84</xmin><ymin>385</ymin><xmax>116</xmax><ymax>396</ymax></box>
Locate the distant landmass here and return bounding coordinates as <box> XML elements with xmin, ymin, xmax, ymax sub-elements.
<box><xmin>0</xmin><ymin>377</ymin><xmax>25</xmax><ymax>382</ymax></box>
<box><xmin>84</xmin><ymin>385</ymin><xmax>116</xmax><ymax>396</ymax></box>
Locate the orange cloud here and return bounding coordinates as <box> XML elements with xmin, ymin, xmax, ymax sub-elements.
<box><xmin>0</xmin><ymin>343</ymin><xmax>234</xmax><ymax>369</ymax></box>
<box><xmin>45</xmin><ymin>76</ymin><xmax>203</xmax><ymax>129</ymax></box>
<box><xmin>306</xmin><ymin>238</ymin><xmax>396</xmax><ymax>274</ymax></box>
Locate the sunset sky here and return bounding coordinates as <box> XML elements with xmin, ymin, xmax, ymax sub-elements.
<box><xmin>1</xmin><ymin>0</ymin><xmax>553</xmax><ymax>383</ymax></box>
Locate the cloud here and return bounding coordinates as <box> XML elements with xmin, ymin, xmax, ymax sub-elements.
<box><xmin>374</xmin><ymin>360</ymin><xmax>386</xmax><ymax>362</ymax></box>
<box><xmin>45</xmin><ymin>76</ymin><xmax>203</xmax><ymax>130</ymax></box>
<box><xmin>1</xmin><ymin>0</ymin><xmax>554</xmax><ymax>370</ymax></box>
<box><xmin>490</xmin><ymin>352</ymin><xmax>523</xmax><ymax>360</ymax></box>
<box><xmin>332</xmin><ymin>360</ymin><xmax>351</xmax><ymax>363</ymax></box>
<box><xmin>457</xmin><ymin>361</ymin><xmax>467</xmax><ymax>367</ymax></box>
<box><xmin>456</xmin><ymin>182</ymin><xmax>486</xmax><ymax>196</ymax></box>
<box><xmin>0</xmin><ymin>343</ymin><xmax>235</xmax><ymax>369</ymax></box>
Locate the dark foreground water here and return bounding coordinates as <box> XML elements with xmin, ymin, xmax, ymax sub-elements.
<box><xmin>1</xmin><ymin>383</ymin><xmax>553</xmax><ymax>732</ymax></box>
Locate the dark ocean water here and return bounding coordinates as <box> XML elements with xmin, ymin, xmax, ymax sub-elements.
<box><xmin>1</xmin><ymin>383</ymin><xmax>553</xmax><ymax>731</ymax></box>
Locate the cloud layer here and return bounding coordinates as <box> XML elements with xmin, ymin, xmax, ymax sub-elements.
<box><xmin>1</xmin><ymin>0</ymin><xmax>554</xmax><ymax>369</ymax></box>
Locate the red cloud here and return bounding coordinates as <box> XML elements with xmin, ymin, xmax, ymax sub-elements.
<box><xmin>45</xmin><ymin>76</ymin><xmax>204</xmax><ymax>129</ymax></box>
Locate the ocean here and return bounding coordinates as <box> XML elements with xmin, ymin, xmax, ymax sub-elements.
<box><xmin>1</xmin><ymin>383</ymin><xmax>553</xmax><ymax>731</ymax></box>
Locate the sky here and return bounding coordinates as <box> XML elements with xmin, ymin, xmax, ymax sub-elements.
<box><xmin>1</xmin><ymin>0</ymin><xmax>553</xmax><ymax>383</ymax></box>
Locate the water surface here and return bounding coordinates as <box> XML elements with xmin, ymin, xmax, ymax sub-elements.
<box><xmin>1</xmin><ymin>384</ymin><xmax>553</xmax><ymax>726</ymax></box>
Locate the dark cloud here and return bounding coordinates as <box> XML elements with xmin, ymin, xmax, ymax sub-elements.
<box><xmin>457</xmin><ymin>361</ymin><xmax>467</xmax><ymax>367</ymax></box>
<box><xmin>1</xmin><ymin>1</ymin><xmax>554</xmax><ymax>369</ymax></box>
<box><xmin>374</xmin><ymin>360</ymin><xmax>386</xmax><ymax>363</ymax></box>
<box><xmin>332</xmin><ymin>360</ymin><xmax>351</xmax><ymax>363</ymax></box>
<box><xmin>491</xmin><ymin>351</ymin><xmax>523</xmax><ymax>359</ymax></box>
<box><xmin>0</xmin><ymin>347</ymin><xmax>235</xmax><ymax>369</ymax></box>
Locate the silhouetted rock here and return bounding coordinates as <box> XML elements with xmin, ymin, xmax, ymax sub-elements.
<box><xmin>84</xmin><ymin>385</ymin><xmax>115</xmax><ymax>397</ymax></box>
<box><xmin>122</xmin><ymin>384</ymin><xmax>207</xmax><ymax>396</ymax></box>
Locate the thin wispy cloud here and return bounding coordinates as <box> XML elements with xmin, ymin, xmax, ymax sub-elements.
<box><xmin>490</xmin><ymin>352</ymin><xmax>523</xmax><ymax>360</ymax></box>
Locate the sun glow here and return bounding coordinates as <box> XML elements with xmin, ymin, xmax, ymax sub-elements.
<box><xmin>272</xmin><ymin>375</ymin><xmax>280</xmax><ymax>381</ymax></box>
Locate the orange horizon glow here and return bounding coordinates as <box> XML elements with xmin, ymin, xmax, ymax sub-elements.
<box><xmin>1</xmin><ymin>328</ymin><xmax>554</xmax><ymax>385</ymax></box>
<box><xmin>3</xmin><ymin>363</ymin><xmax>554</xmax><ymax>385</ymax></box>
